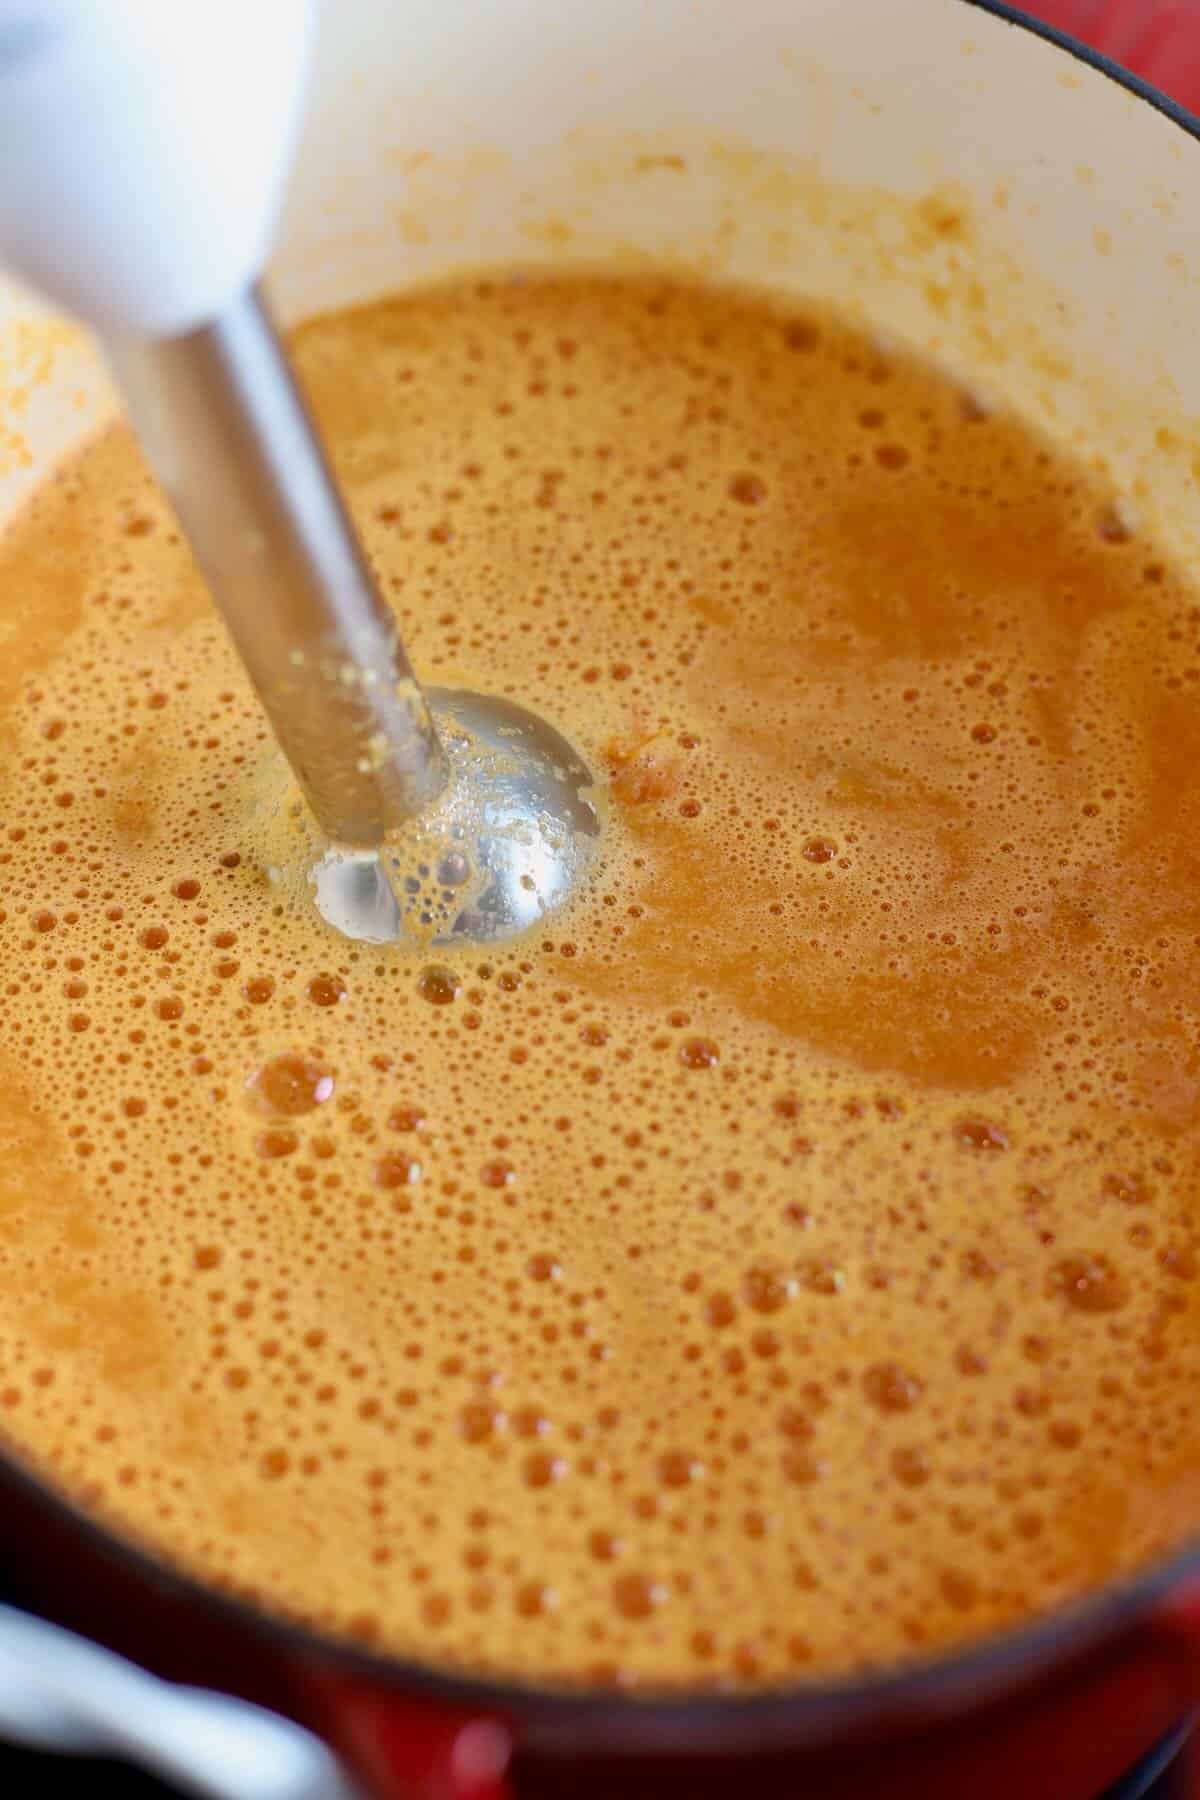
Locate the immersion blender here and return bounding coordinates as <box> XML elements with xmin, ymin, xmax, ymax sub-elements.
<box><xmin>0</xmin><ymin>0</ymin><xmax>598</xmax><ymax>946</ymax></box>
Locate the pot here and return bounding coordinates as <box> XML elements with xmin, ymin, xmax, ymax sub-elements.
<box><xmin>2</xmin><ymin>1</ymin><xmax>1200</xmax><ymax>1795</ymax></box>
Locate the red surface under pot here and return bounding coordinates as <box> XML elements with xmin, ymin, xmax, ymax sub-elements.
<box><xmin>1028</xmin><ymin>1</ymin><xmax>1200</xmax><ymax>110</ymax></box>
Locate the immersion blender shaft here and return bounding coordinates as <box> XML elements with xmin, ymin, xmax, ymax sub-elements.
<box><xmin>109</xmin><ymin>284</ymin><xmax>447</xmax><ymax>849</ymax></box>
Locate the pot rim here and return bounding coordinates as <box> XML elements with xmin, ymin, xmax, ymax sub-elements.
<box><xmin>7</xmin><ymin>0</ymin><xmax>1200</xmax><ymax>1755</ymax></box>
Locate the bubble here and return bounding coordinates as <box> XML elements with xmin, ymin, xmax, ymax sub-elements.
<box><xmin>459</xmin><ymin>1402</ymin><xmax>502</xmax><ymax>1444</ymax></box>
<box><xmin>612</xmin><ymin>1572</ymin><xmax>666</xmax><ymax>1621</ymax></box>
<box><xmin>515</xmin><ymin>1580</ymin><xmax>555</xmax><ymax>1618</ymax></box>
<box><xmin>728</xmin><ymin>474</ymin><xmax>767</xmax><ymax>507</ymax></box>
<box><xmin>523</xmin><ymin>1450</ymin><xmax>567</xmax><ymax>1489</ymax></box>
<box><xmin>704</xmin><ymin>1292</ymin><xmax>737</xmax><ymax>1329</ymax></box>
<box><xmin>890</xmin><ymin>1447</ymin><xmax>931</xmax><ymax>1487</ymax></box>
<box><xmin>954</xmin><ymin>1118</ymin><xmax>1009</xmax><ymax>1153</ymax></box>
<box><xmin>801</xmin><ymin>1259</ymin><xmax>845</xmax><ymax>1296</ymax></box>
<box><xmin>777</xmin><ymin>1407</ymin><xmax>815</xmax><ymax>1442</ymax></box>
<box><xmin>307</xmin><ymin>973</ymin><xmax>347</xmax><ymax>1007</ymax></box>
<box><xmin>657</xmin><ymin>1450</ymin><xmax>702</xmax><ymax>1488</ymax></box>
<box><xmin>802</xmin><ymin>837</ymin><xmax>837</xmax><ymax>865</ymax></box>
<box><xmin>256</xmin><ymin>1128</ymin><xmax>299</xmax><ymax>1160</ymax></box>
<box><xmin>783</xmin><ymin>319</ymin><xmax>820</xmax><ymax>352</ymax></box>
<box><xmin>1048</xmin><ymin>1254</ymin><xmax>1129</xmax><ymax>1313</ymax></box>
<box><xmin>250</xmin><ymin>1054</ymin><xmax>333</xmax><ymax>1117</ymax></box>
<box><xmin>1102</xmin><ymin>1172</ymin><xmax>1150</xmax><ymax>1207</ymax></box>
<box><xmin>679</xmin><ymin>1037</ymin><xmax>719</xmax><ymax>1070</ymax></box>
<box><xmin>505</xmin><ymin>1406</ymin><xmax>545</xmax><ymax>1440</ymax></box>
<box><xmin>526</xmin><ymin>1254</ymin><xmax>561</xmax><ymax>1282</ymax></box>
<box><xmin>863</xmin><ymin>1363</ymin><xmax>924</xmax><ymax>1413</ymax></box>
<box><xmin>742</xmin><ymin>1267</ymin><xmax>795</xmax><ymax>1314</ymax></box>
<box><xmin>939</xmin><ymin>1568</ymin><xmax>978</xmax><ymax>1611</ymax></box>
<box><xmin>375</xmin><ymin>1152</ymin><xmax>422</xmax><ymax>1190</ymax></box>
<box><xmin>422</xmin><ymin>1593</ymin><xmax>452</xmax><ymax>1628</ymax></box>
<box><xmin>417</xmin><ymin>966</ymin><xmax>461</xmax><ymax>1006</ymax></box>
<box><xmin>781</xmin><ymin>1448</ymin><xmax>827</xmax><ymax>1485</ymax></box>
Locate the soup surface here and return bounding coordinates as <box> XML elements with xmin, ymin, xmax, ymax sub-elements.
<box><xmin>0</xmin><ymin>273</ymin><xmax>1198</xmax><ymax>1689</ymax></box>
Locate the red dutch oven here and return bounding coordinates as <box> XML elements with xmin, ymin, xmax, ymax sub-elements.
<box><xmin>3</xmin><ymin>2</ymin><xmax>1200</xmax><ymax>1795</ymax></box>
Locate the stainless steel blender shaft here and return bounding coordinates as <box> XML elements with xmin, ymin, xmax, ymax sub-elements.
<box><xmin>108</xmin><ymin>284</ymin><xmax>447</xmax><ymax>849</ymax></box>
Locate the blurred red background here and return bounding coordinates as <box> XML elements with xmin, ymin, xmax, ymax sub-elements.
<box><xmin>1024</xmin><ymin>0</ymin><xmax>1200</xmax><ymax>108</ymax></box>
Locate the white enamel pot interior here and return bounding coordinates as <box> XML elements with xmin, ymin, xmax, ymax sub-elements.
<box><xmin>1</xmin><ymin>0</ymin><xmax>1200</xmax><ymax>1785</ymax></box>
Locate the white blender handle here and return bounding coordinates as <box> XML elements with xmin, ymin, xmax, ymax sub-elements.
<box><xmin>0</xmin><ymin>0</ymin><xmax>452</xmax><ymax>855</ymax></box>
<box><xmin>0</xmin><ymin>0</ymin><xmax>314</xmax><ymax>336</ymax></box>
<box><xmin>0</xmin><ymin>1602</ymin><xmax>364</xmax><ymax>1798</ymax></box>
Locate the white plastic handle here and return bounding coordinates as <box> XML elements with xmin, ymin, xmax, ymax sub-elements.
<box><xmin>0</xmin><ymin>0</ymin><xmax>314</xmax><ymax>337</ymax></box>
<box><xmin>0</xmin><ymin>1601</ymin><xmax>361</xmax><ymax>1799</ymax></box>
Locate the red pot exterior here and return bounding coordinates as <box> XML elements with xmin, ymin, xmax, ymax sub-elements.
<box><xmin>305</xmin><ymin>1620</ymin><xmax>1200</xmax><ymax>1800</ymax></box>
<box><xmin>307</xmin><ymin>1638</ymin><xmax>1195</xmax><ymax>1800</ymax></box>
